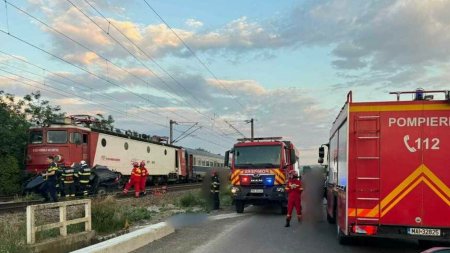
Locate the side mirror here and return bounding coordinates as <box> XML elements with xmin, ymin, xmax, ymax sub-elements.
<box><xmin>319</xmin><ymin>146</ymin><xmax>325</xmax><ymax>159</ymax></box>
<box><xmin>224</xmin><ymin>150</ymin><xmax>230</xmax><ymax>167</ymax></box>
<box><xmin>290</xmin><ymin>149</ymin><xmax>296</xmax><ymax>165</ymax></box>
<box><xmin>318</xmin><ymin>157</ymin><xmax>324</xmax><ymax>164</ymax></box>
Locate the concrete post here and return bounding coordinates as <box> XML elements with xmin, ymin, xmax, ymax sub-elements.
<box><xmin>60</xmin><ymin>205</ymin><xmax>67</xmax><ymax>236</ymax></box>
<box><xmin>26</xmin><ymin>205</ymin><xmax>36</xmax><ymax>244</ymax></box>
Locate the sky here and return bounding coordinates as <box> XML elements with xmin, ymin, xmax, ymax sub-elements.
<box><xmin>1</xmin><ymin>0</ymin><xmax>450</xmax><ymax>165</ymax></box>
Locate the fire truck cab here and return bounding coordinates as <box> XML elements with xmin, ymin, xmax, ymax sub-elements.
<box><xmin>225</xmin><ymin>137</ymin><xmax>299</xmax><ymax>214</ymax></box>
<box><xmin>319</xmin><ymin>89</ymin><xmax>450</xmax><ymax>244</ymax></box>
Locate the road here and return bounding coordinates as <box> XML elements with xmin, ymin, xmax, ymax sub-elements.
<box><xmin>133</xmin><ymin>173</ymin><xmax>446</xmax><ymax>253</ymax></box>
<box><xmin>133</xmin><ymin>204</ymin><xmax>431</xmax><ymax>253</ymax></box>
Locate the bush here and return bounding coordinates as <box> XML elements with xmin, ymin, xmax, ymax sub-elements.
<box><xmin>178</xmin><ymin>192</ymin><xmax>206</xmax><ymax>208</ymax></box>
<box><xmin>125</xmin><ymin>207</ymin><xmax>152</xmax><ymax>222</ymax></box>
<box><xmin>92</xmin><ymin>197</ymin><xmax>126</xmax><ymax>234</ymax></box>
<box><xmin>0</xmin><ymin>155</ymin><xmax>22</xmax><ymax>195</ymax></box>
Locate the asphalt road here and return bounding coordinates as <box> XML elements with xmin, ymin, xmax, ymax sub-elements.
<box><xmin>134</xmin><ymin>173</ymin><xmax>446</xmax><ymax>253</ymax></box>
<box><xmin>133</xmin><ymin>203</ymin><xmax>436</xmax><ymax>253</ymax></box>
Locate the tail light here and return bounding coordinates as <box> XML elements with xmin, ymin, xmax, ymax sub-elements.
<box><xmin>352</xmin><ymin>225</ymin><xmax>377</xmax><ymax>235</ymax></box>
<box><xmin>240</xmin><ymin>175</ymin><xmax>251</xmax><ymax>185</ymax></box>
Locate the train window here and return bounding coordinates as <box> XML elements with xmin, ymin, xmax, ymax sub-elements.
<box><xmin>29</xmin><ymin>130</ymin><xmax>43</xmax><ymax>144</ymax></box>
<box><xmin>83</xmin><ymin>134</ymin><xmax>88</xmax><ymax>144</ymax></box>
<box><xmin>124</xmin><ymin>142</ymin><xmax>129</xmax><ymax>150</ymax></box>
<box><xmin>147</xmin><ymin>146</ymin><xmax>150</xmax><ymax>153</ymax></box>
<box><xmin>47</xmin><ymin>130</ymin><xmax>67</xmax><ymax>144</ymax></box>
<box><xmin>175</xmin><ymin>150</ymin><xmax>179</xmax><ymax>167</ymax></box>
<box><xmin>164</xmin><ymin>149</ymin><xmax>167</xmax><ymax>155</ymax></box>
<box><xmin>101</xmin><ymin>138</ymin><xmax>106</xmax><ymax>147</ymax></box>
<box><xmin>70</xmin><ymin>133</ymin><xmax>82</xmax><ymax>144</ymax></box>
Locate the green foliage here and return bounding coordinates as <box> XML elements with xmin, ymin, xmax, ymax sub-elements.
<box><xmin>23</xmin><ymin>91</ymin><xmax>65</xmax><ymax>125</ymax></box>
<box><xmin>178</xmin><ymin>192</ymin><xmax>207</xmax><ymax>208</ymax></box>
<box><xmin>0</xmin><ymin>91</ymin><xmax>30</xmax><ymax>160</ymax></box>
<box><xmin>0</xmin><ymin>155</ymin><xmax>22</xmax><ymax>195</ymax></box>
<box><xmin>94</xmin><ymin>113</ymin><xmax>115</xmax><ymax>130</ymax></box>
<box><xmin>91</xmin><ymin>198</ymin><xmax>126</xmax><ymax>234</ymax></box>
<box><xmin>124</xmin><ymin>207</ymin><xmax>152</xmax><ymax>222</ymax></box>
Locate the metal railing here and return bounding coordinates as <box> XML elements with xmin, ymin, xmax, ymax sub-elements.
<box><xmin>26</xmin><ymin>199</ymin><xmax>92</xmax><ymax>244</ymax></box>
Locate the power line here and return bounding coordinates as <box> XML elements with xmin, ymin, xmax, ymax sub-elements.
<box><xmin>2</xmin><ymin>0</ymin><xmax>237</xmax><ymax>145</ymax></box>
<box><xmin>142</xmin><ymin>0</ymin><xmax>247</xmax><ymax>110</ymax></box>
<box><xmin>0</xmin><ymin>70</ymin><xmax>230</xmax><ymax>149</ymax></box>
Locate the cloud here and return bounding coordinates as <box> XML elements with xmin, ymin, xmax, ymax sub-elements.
<box><xmin>185</xmin><ymin>18</ymin><xmax>203</xmax><ymax>28</ymax></box>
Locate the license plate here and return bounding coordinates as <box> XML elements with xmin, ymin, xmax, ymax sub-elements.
<box><xmin>407</xmin><ymin>228</ymin><xmax>441</xmax><ymax>236</ymax></box>
<box><xmin>250</xmin><ymin>189</ymin><xmax>263</xmax><ymax>193</ymax></box>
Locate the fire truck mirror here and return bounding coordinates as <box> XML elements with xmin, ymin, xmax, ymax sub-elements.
<box><xmin>290</xmin><ymin>149</ymin><xmax>296</xmax><ymax>165</ymax></box>
<box><xmin>224</xmin><ymin>150</ymin><xmax>230</xmax><ymax>167</ymax></box>
<box><xmin>318</xmin><ymin>157</ymin><xmax>324</xmax><ymax>164</ymax></box>
<box><xmin>319</xmin><ymin>146</ymin><xmax>325</xmax><ymax>159</ymax></box>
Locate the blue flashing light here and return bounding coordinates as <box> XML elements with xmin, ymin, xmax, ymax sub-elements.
<box><xmin>263</xmin><ymin>175</ymin><xmax>274</xmax><ymax>187</ymax></box>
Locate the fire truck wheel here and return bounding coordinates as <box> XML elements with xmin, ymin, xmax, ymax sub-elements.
<box><xmin>236</xmin><ymin>200</ymin><xmax>245</xmax><ymax>213</ymax></box>
<box><xmin>337</xmin><ymin>224</ymin><xmax>351</xmax><ymax>245</ymax></box>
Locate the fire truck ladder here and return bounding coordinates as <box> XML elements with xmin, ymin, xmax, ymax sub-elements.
<box><xmin>355</xmin><ymin>115</ymin><xmax>381</xmax><ymax>224</ymax></box>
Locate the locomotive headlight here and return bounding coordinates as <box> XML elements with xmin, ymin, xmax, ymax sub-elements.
<box><xmin>231</xmin><ymin>186</ymin><xmax>240</xmax><ymax>194</ymax></box>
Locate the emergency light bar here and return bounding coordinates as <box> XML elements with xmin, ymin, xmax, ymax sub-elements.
<box><xmin>389</xmin><ymin>89</ymin><xmax>449</xmax><ymax>101</ymax></box>
<box><xmin>237</xmin><ymin>137</ymin><xmax>283</xmax><ymax>142</ymax></box>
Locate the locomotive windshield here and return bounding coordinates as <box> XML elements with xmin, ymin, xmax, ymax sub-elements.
<box><xmin>47</xmin><ymin>130</ymin><xmax>68</xmax><ymax>144</ymax></box>
<box><xmin>29</xmin><ymin>130</ymin><xmax>43</xmax><ymax>144</ymax></box>
<box><xmin>234</xmin><ymin>145</ymin><xmax>281</xmax><ymax>168</ymax></box>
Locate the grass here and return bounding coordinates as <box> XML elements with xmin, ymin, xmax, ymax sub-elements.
<box><xmin>91</xmin><ymin>197</ymin><xmax>154</xmax><ymax>234</ymax></box>
<box><xmin>0</xmin><ymin>217</ymin><xmax>29</xmax><ymax>253</ymax></box>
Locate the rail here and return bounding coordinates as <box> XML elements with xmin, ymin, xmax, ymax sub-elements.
<box><xmin>26</xmin><ymin>199</ymin><xmax>92</xmax><ymax>244</ymax></box>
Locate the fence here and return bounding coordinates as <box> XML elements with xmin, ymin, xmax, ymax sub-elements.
<box><xmin>26</xmin><ymin>199</ymin><xmax>92</xmax><ymax>244</ymax></box>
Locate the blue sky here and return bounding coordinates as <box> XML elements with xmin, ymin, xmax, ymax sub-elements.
<box><xmin>1</xmin><ymin>0</ymin><xmax>450</xmax><ymax>164</ymax></box>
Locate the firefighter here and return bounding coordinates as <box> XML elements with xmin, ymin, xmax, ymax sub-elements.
<box><xmin>285</xmin><ymin>170</ymin><xmax>303</xmax><ymax>227</ymax></box>
<box><xmin>211</xmin><ymin>170</ymin><xmax>220</xmax><ymax>210</ymax></box>
<box><xmin>139</xmin><ymin>161</ymin><xmax>149</xmax><ymax>196</ymax></box>
<box><xmin>40</xmin><ymin>155</ymin><xmax>59</xmax><ymax>202</ymax></box>
<box><xmin>78</xmin><ymin>160</ymin><xmax>91</xmax><ymax>196</ymax></box>
<box><xmin>61</xmin><ymin>165</ymin><xmax>76</xmax><ymax>197</ymax></box>
<box><xmin>123</xmin><ymin>162</ymin><xmax>141</xmax><ymax>198</ymax></box>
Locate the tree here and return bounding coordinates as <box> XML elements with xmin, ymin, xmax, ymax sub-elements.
<box><xmin>94</xmin><ymin>113</ymin><xmax>115</xmax><ymax>130</ymax></box>
<box><xmin>23</xmin><ymin>91</ymin><xmax>65</xmax><ymax>125</ymax></box>
<box><xmin>0</xmin><ymin>155</ymin><xmax>22</xmax><ymax>195</ymax></box>
<box><xmin>0</xmin><ymin>90</ymin><xmax>67</xmax><ymax>194</ymax></box>
<box><xmin>0</xmin><ymin>91</ymin><xmax>30</xmax><ymax>161</ymax></box>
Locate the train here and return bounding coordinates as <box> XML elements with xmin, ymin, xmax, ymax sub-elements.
<box><xmin>26</xmin><ymin>115</ymin><xmax>225</xmax><ymax>184</ymax></box>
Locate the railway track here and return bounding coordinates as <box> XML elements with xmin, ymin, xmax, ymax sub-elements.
<box><xmin>0</xmin><ymin>183</ymin><xmax>203</xmax><ymax>213</ymax></box>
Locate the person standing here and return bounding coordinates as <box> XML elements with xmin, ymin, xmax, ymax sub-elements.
<box><xmin>61</xmin><ymin>165</ymin><xmax>76</xmax><ymax>197</ymax></box>
<box><xmin>40</xmin><ymin>156</ymin><xmax>59</xmax><ymax>202</ymax></box>
<box><xmin>285</xmin><ymin>170</ymin><xmax>303</xmax><ymax>227</ymax></box>
<box><xmin>139</xmin><ymin>161</ymin><xmax>148</xmax><ymax>196</ymax></box>
<box><xmin>78</xmin><ymin>160</ymin><xmax>91</xmax><ymax>196</ymax></box>
<box><xmin>123</xmin><ymin>162</ymin><xmax>141</xmax><ymax>198</ymax></box>
<box><xmin>210</xmin><ymin>171</ymin><xmax>221</xmax><ymax>210</ymax></box>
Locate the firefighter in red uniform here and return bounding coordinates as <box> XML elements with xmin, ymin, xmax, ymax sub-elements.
<box><xmin>285</xmin><ymin>170</ymin><xmax>303</xmax><ymax>227</ymax></box>
<box><xmin>139</xmin><ymin>161</ymin><xmax>148</xmax><ymax>196</ymax></box>
<box><xmin>123</xmin><ymin>162</ymin><xmax>141</xmax><ymax>198</ymax></box>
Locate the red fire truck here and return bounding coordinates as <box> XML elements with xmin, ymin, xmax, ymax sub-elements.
<box><xmin>225</xmin><ymin>137</ymin><xmax>299</xmax><ymax>214</ymax></box>
<box><xmin>319</xmin><ymin>89</ymin><xmax>450</xmax><ymax>244</ymax></box>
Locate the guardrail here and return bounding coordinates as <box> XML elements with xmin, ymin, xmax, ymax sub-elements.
<box><xmin>26</xmin><ymin>199</ymin><xmax>92</xmax><ymax>244</ymax></box>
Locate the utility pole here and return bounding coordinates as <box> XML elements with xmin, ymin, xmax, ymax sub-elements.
<box><xmin>250</xmin><ymin>118</ymin><xmax>254</xmax><ymax>141</ymax></box>
<box><xmin>169</xmin><ymin>120</ymin><xmax>177</xmax><ymax>144</ymax></box>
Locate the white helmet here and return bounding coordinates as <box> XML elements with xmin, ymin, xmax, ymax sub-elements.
<box><xmin>80</xmin><ymin>160</ymin><xmax>86</xmax><ymax>165</ymax></box>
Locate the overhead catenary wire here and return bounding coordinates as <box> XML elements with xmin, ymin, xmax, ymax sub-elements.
<box><xmin>142</xmin><ymin>0</ymin><xmax>247</xmax><ymax>110</ymax></box>
<box><xmin>62</xmin><ymin>0</ymin><xmax>236</xmax><ymax>141</ymax></box>
<box><xmin>1</xmin><ymin>1</ymin><xmax>238</xmax><ymax>145</ymax></box>
<box><xmin>0</xmin><ymin>70</ymin><xmax>230</xmax><ymax>149</ymax></box>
